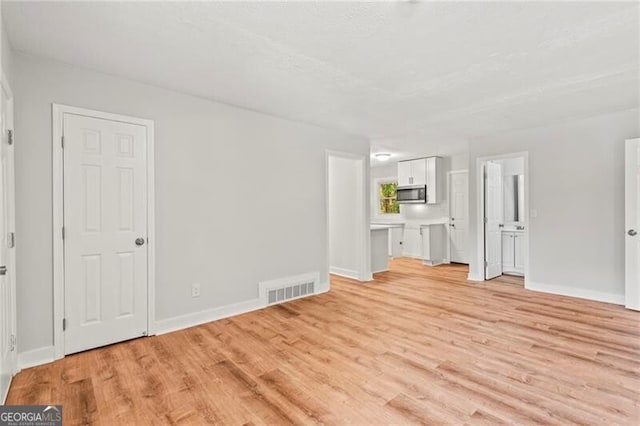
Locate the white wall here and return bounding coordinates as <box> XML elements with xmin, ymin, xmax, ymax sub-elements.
<box><xmin>329</xmin><ymin>156</ymin><xmax>363</xmax><ymax>278</ymax></box>
<box><xmin>370</xmin><ymin>163</ymin><xmax>396</xmax><ymax>182</ymax></box>
<box><xmin>1</xmin><ymin>13</ymin><xmax>13</xmax><ymax>84</ymax></box>
<box><xmin>498</xmin><ymin>157</ymin><xmax>524</xmax><ymax>177</ymax></box>
<box><xmin>12</xmin><ymin>53</ymin><xmax>369</xmax><ymax>353</ymax></box>
<box><xmin>448</xmin><ymin>150</ymin><xmax>469</xmax><ymax>172</ymax></box>
<box><xmin>468</xmin><ymin>108</ymin><xmax>640</xmax><ymax>301</ymax></box>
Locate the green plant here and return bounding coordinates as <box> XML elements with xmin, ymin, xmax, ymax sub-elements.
<box><xmin>379</xmin><ymin>182</ymin><xmax>400</xmax><ymax>214</ymax></box>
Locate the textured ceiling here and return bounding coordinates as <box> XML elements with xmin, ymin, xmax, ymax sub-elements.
<box><xmin>3</xmin><ymin>1</ymin><xmax>639</xmax><ymax>164</ymax></box>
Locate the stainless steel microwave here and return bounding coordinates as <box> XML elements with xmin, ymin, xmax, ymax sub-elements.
<box><xmin>397</xmin><ymin>185</ymin><xmax>427</xmax><ymax>204</ymax></box>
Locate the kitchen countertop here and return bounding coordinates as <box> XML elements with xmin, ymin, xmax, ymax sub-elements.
<box><xmin>371</xmin><ymin>220</ymin><xmax>448</xmax><ymax>229</ymax></box>
<box><xmin>420</xmin><ymin>221</ymin><xmax>447</xmax><ymax>227</ymax></box>
<box><xmin>370</xmin><ymin>224</ymin><xmax>399</xmax><ymax>230</ymax></box>
<box><xmin>370</xmin><ymin>222</ymin><xmax>405</xmax><ymax>230</ymax></box>
<box><xmin>414</xmin><ymin>218</ymin><xmax>448</xmax><ymax>227</ymax></box>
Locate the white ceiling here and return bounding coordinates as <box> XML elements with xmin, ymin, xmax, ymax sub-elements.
<box><xmin>3</xmin><ymin>1</ymin><xmax>639</xmax><ymax>165</ymax></box>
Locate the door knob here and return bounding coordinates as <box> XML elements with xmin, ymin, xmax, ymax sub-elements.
<box><xmin>629</xmin><ymin>229</ymin><xmax>637</xmax><ymax>236</ymax></box>
<box><xmin>450</xmin><ymin>224</ymin><xmax>456</xmax><ymax>228</ymax></box>
<box><xmin>0</xmin><ymin>266</ymin><xmax>6</xmax><ymax>275</ymax></box>
<box><xmin>451</xmin><ymin>217</ymin><xmax>455</xmax><ymax>221</ymax></box>
<box><xmin>135</xmin><ymin>237</ymin><xmax>145</xmax><ymax>246</ymax></box>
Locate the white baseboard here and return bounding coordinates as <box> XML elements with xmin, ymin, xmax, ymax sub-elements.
<box><xmin>526</xmin><ymin>281</ymin><xmax>624</xmax><ymax>305</ymax></box>
<box><xmin>316</xmin><ymin>281</ymin><xmax>331</xmax><ymax>294</ymax></box>
<box><xmin>361</xmin><ymin>272</ymin><xmax>374</xmax><ymax>282</ymax></box>
<box><xmin>402</xmin><ymin>252</ymin><xmax>421</xmax><ymax>259</ymax></box>
<box><xmin>156</xmin><ymin>280</ymin><xmax>331</xmax><ymax>335</ymax></box>
<box><xmin>330</xmin><ymin>267</ymin><xmax>373</xmax><ymax>282</ymax></box>
<box><xmin>467</xmin><ymin>272</ymin><xmax>484</xmax><ymax>281</ymax></box>
<box><xmin>1</xmin><ymin>376</ymin><xmax>11</xmax><ymax>404</ymax></box>
<box><xmin>16</xmin><ymin>289</ymin><xmax>330</xmax><ymax>371</ymax></box>
<box><xmin>329</xmin><ymin>266</ymin><xmax>359</xmax><ymax>280</ymax></box>
<box><xmin>18</xmin><ymin>346</ymin><xmax>55</xmax><ymax>370</ymax></box>
<box><xmin>155</xmin><ymin>298</ymin><xmax>265</xmax><ymax>335</ymax></box>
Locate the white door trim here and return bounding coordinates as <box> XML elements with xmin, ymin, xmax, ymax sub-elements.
<box><xmin>1</xmin><ymin>71</ymin><xmax>17</xmax><ymax>403</ymax></box>
<box><xmin>325</xmin><ymin>150</ymin><xmax>371</xmax><ymax>284</ymax></box>
<box><xmin>625</xmin><ymin>138</ymin><xmax>640</xmax><ymax>310</ymax></box>
<box><xmin>475</xmin><ymin>152</ymin><xmax>530</xmax><ymax>285</ymax></box>
<box><xmin>447</xmin><ymin>169</ymin><xmax>468</xmax><ymax>264</ymax></box>
<box><xmin>52</xmin><ymin>104</ymin><xmax>155</xmax><ymax>360</ymax></box>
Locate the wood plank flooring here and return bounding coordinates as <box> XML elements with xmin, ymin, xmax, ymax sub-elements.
<box><xmin>7</xmin><ymin>259</ymin><xmax>640</xmax><ymax>425</ymax></box>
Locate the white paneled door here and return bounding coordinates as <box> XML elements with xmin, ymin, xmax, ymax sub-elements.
<box><xmin>484</xmin><ymin>162</ymin><xmax>503</xmax><ymax>280</ymax></box>
<box><xmin>0</xmin><ymin>78</ymin><xmax>16</xmax><ymax>402</ymax></box>
<box><xmin>449</xmin><ymin>171</ymin><xmax>468</xmax><ymax>264</ymax></box>
<box><xmin>625</xmin><ymin>138</ymin><xmax>640</xmax><ymax>311</ymax></box>
<box><xmin>63</xmin><ymin>113</ymin><xmax>149</xmax><ymax>354</ymax></box>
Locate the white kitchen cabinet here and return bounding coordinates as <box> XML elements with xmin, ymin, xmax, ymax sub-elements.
<box><xmin>402</xmin><ymin>227</ymin><xmax>422</xmax><ymax>258</ymax></box>
<box><xmin>397</xmin><ymin>157</ymin><xmax>442</xmax><ymax>204</ymax></box>
<box><xmin>502</xmin><ymin>233</ymin><xmax>514</xmax><ymax>268</ymax></box>
<box><xmin>390</xmin><ymin>227</ymin><xmax>404</xmax><ymax>258</ymax></box>
<box><xmin>421</xmin><ymin>224</ymin><xmax>446</xmax><ymax>266</ymax></box>
<box><xmin>514</xmin><ymin>232</ymin><xmax>525</xmax><ymax>273</ymax></box>
<box><xmin>398</xmin><ymin>158</ymin><xmax>428</xmax><ymax>186</ymax></box>
<box><xmin>412</xmin><ymin>159</ymin><xmax>427</xmax><ymax>186</ymax></box>
<box><xmin>398</xmin><ymin>161</ymin><xmax>413</xmax><ymax>187</ymax></box>
<box><xmin>425</xmin><ymin>157</ymin><xmax>441</xmax><ymax>204</ymax></box>
<box><xmin>502</xmin><ymin>231</ymin><xmax>525</xmax><ymax>275</ymax></box>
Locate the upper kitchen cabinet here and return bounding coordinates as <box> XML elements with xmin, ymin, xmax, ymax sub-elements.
<box><xmin>398</xmin><ymin>158</ymin><xmax>426</xmax><ymax>186</ymax></box>
<box><xmin>397</xmin><ymin>157</ymin><xmax>442</xmax><ymax>204</ymax></box>
<box><xmin>398</xmin><ymin>160</ymin><xmax>415</xmax><ymax>186</ymax></box>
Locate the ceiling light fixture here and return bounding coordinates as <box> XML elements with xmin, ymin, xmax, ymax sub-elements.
<box><xmin>375</xmin><ymin>153</ymin><xmax>392</xmax><ymax>161</ymax></box>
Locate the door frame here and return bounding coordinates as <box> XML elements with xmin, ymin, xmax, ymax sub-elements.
<box><xmin>1</xmin><ymin>71</ymin><xmax>17</xmax><ymax>402</ymax></box>
<box><xmin>52</xmin><ymin>104</ymin><xmax>155</xmax><ymax>360</ymax></box>
<box><xmin>475</xmin><ymin>151</ymin><xmax>530</xmax><ymax>284</ymax></box>
<box><xmin>447</xmin><ymin>169</ymin><xmax>468</xmax><ymax>264</ymax></box>
<box><xmin>625</xmin><ymin>138</ymin><xmax>640</xmax><ymax>310</ymax></box>
<box><xmin>325</xmin><ymin>150</ymin><xmax>371</xmax><ymax>284</ymax></box>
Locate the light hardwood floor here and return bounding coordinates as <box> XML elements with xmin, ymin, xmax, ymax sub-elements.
<box><xmin>7</xmin><ymin>259</ymin><xmax>640</xmax><ymax>425</ymax></box>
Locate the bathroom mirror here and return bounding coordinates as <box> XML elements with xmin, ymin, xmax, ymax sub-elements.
<box><xmin>504</xmin><ymin>174</ymin><xmax>525</xmax><ymax>223</ymax></box>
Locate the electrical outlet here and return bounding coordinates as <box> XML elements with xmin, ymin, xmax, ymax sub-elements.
<box><xmin>191</xmin><ymin>283</ymin><xmax>201</xmax><ymax>298</ymax></box>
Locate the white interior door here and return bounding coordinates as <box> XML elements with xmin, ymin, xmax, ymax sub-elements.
<box><xmin>484</xmin><ymin>162</ymin><xmax>503</xmax><ymax>279</ymax></box>
<box><xmin>449</xmin><ymin>171</ymin><xmax>468</xmax><ymax>263</ymax></box>
<box><xmin>63</xmin><ymin>113</ymin><xmax>148</xmax><ymax>354</ymax></box>
<box><xmin>0</xmin><ymin>79</ymin><xmax>16</xmax><ymax>402</ymax></box>
<box><xmin>625</xmin><ymin>138</ymin><xmax>640</xmax><ymax>310</ymax></box>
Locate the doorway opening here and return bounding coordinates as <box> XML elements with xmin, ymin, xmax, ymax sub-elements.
<box><xmin>326</xmin><ymin>151</ymin><xmax>370</xmax><ymax>283</ymax></box>
<box><xmin>477</xmin><ymin>152</ymin><xmax>529</xmax><ymax>284</ymax></box>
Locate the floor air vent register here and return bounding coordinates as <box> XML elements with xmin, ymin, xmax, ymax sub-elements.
<box><xmin>259</xmin><ymin>272</ymin><xmax>320</xmax><ymax>306</ymax></box>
